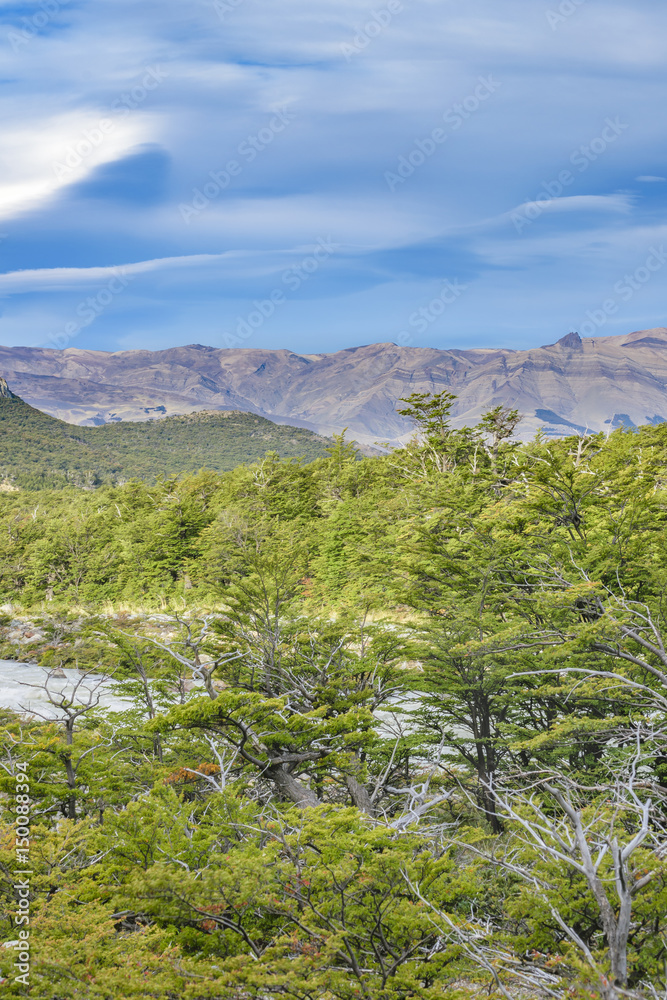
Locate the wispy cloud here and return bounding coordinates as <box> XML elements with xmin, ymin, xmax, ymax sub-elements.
<box><xmin>1</xmin><ymin>0</ymin><xmax>666</xmax><ymax>352</ymax></box>
<box><xmin>0</xmin><ymin>252</ymin><xmax>256</xmax><ymax>293</ymax></box>
<box><xmin>509</xmin><ymin>193</ymin><xmax>635</xmax><ymax>220</ymax></box>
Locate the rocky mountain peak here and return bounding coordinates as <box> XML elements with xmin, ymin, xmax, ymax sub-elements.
<box><xmin>0</xmin><ymin>377</ymin><xmax>17</xmax><ymax>399</ymax></box>
<box><xmin>556</xmin><ymin>331</ymin><xmax>583</xmax><ymax>350</ymax></box>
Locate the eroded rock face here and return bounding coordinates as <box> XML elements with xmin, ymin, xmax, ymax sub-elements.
<box><xmin>1</xmin><ymin>328</ymin><xmax>667</xmax><ymax>442</ymax></box>
<box><xmin>0</xmin><ymin>376</ymin><xmax>17</xmax><ymax>399</ymax></box>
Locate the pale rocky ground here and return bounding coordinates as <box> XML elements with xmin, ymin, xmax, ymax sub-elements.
<box><xmin>2</xmin><ymin>327</ymin><xmax>667</xmax><ymax>443</ymax></box>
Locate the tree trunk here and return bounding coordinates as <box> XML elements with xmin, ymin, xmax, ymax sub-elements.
<box><xmin>476</xmin><ymin>748</ymin><xmax>502</xmax><ymax>833</ymax></box>
<box><xmin>266</xmin><ymin>765</ymin><xmax>320</xmax><ymax>808</ymax></box>
<box><xmin>63</xmin><ymin>730</ymin><xmax>77</xmax><ymax>818</ymax></box>
<box><xmin>346</xmin><ymin>774</ymin><xmax>375</xmax><ymax>816</ymax></box>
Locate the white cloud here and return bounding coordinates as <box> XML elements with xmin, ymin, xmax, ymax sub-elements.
<box><xmin>0</xmin><ymin>109</ymin><xmax>162</xmax><ymax>221</ymax></box>
<box><xmin>0</xmin><ymin>242</ymin><xmax>367</xmax><ymax>294</ymax></box>
<box><xmin>512</xmin><ymin>194</ymin><xmax>635</xmax><ymax>218</ymax></box>
<box><xmin>473</xmin><ymin>194</ymin><xmax>638</xmax><ymax>236</ymax></box>
<box><xmin>475</xmin><ymin>221</ymin><xmax>667</xmax><ymax>270</ymax></box>
<box><xmin>166</xmin><ymin>193</ymin><xmax>446</xmax><ymax>250</ymax></box>
<box><xmin>0</xmin><ymin>252</ymin><xmax>245</xmax><ymax>293</ymax></box>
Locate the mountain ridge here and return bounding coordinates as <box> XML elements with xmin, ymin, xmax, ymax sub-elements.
<box><xmin>0</xmin><ymin>393</ymin><xmax>332</xmax><ymax>490</ymax></box>
<box><xmin>2</xmin><ymin>327</ymin><xmax>667</xmax><ymax>442</ymax></box>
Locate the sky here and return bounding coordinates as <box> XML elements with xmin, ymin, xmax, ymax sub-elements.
<box><xmin>0</xmin><ymin>0</ymin><xmax>666</xmax><ymax>357</ymax></box>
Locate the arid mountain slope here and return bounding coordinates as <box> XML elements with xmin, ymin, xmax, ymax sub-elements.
<box><xmin>1</xmin><ymin>328</ymin><xmax>667</xmax><ymax>442</ymax></box>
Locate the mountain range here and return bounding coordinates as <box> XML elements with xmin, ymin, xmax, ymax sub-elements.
<box><xmin>2</xmin><ymin>327</ymin><xmax>667</xmax><ymax>443</ymax></box>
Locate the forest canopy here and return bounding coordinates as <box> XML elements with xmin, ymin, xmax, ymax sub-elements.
<box><xmin>1</xmin><ymin>396</ymin><xmax>667</xmax><ymax>999</ymax></box>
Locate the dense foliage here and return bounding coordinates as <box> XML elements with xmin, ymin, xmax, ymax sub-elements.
<box><xmin>1</xmin><ymin>397</ymin><xmax>667</xmax><ymax>998</ymax></box>
<box><xmin>0</xmin><ymin>396</ymin><xmax>331</xmax><ymax>489</ymax></box>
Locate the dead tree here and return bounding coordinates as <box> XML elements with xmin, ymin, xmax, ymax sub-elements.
<box><xmin>452</xmin><ymin>746</ymin><xmax>667</xmax><ymax>1000</ymax></box>
<box><xmin>20</xmin><ymin>668</ymin><xmax>114</xmax><ymax>819</ymax></box>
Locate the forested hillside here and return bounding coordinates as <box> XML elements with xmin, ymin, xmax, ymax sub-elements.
<box><xmin>1</xmin><ymin>396</ymin><xmax>667</xmax><ymax>999</ymax></box>
<box><xmin>0</xmin><ymin>389</ymin><xmax>331</xmax><ymax>490</ymax></box>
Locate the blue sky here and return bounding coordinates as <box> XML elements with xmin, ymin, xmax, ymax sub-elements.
<box><xmin>0</xmin><ymin>0</ymin><xmax>666</xmax><ymax>355</ymax></box>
